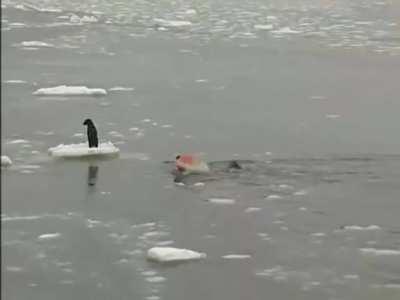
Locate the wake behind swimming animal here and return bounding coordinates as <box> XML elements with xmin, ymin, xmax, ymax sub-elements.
<box><xmin>83</xmin><ymin>118</ymin><xmax>98</xmax><ymax>148</ymax></box>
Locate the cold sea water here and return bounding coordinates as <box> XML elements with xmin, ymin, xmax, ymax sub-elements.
<box><xmin>2</xmin><ymin>0</ymin><xmax>400</xmax><ymax>299</ymax></box>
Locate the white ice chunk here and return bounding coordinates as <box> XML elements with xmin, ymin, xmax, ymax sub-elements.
<box><xmin>20</xmin><ymin>41</ymin><xmax>54</xmax><ymax>47</ymax></box>
<box><xmin>38</xmin><ymin>233</ymin><xmax>61</xmax><ymax>240</ymax></box>
<box><xmin>33</xmin><ymin>85</ymin><xmax>107</xmax><ymax>96</ymax></box>
<box><xmin>6</xmin><ymin>139</ymin><xmax>29</xmax><ymax>145</ymax></box>
<box><xmin>108</xmin><ymin>86</ymin><xmax>135</xmax><ymax>91</ymax></box>
<box><xmin>222</xmin><ymin>254</ymin><xmax>251</xmax><ymax>259</ymax></box>
<box><xmin>1</xmin><ymin>156</ymin><xmax>12</xmax><ymax>167</ymax></box>
<box><xmin>147</xmin><ymin>247</ymin><xmax>206</xmax><ymax>262</ymax></box>
<box><xmin>48</xmin><ymin>142</ymin><xmax>119</xmax><ymax>158</ymax></box>
<box><xmin>4</xmin><ymin>80</ymin><xmax>27</xmax><ymax>84</ymax></box>
<box><xmin>342</xmin><ymin>225</ymin><xmax>381</xmax><ymax>231</ymax></box>
<box><xmin>154</xmin><ymin>18</ymin><xmax>192</xmax><ymax>28</ymax></box>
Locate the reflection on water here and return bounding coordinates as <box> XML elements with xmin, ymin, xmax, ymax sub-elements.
<box><xmin>87</xmin><ymin>164</ymin><xmax>99</xmax><ymax>187</ymax></box>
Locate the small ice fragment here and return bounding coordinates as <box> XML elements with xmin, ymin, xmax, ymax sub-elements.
<box><xmin>193</xmin><ymin>182</ymin><xmax>205</xmax><ymax>187</ymax></box>
<box><xmin>326</xmin><ymin>114</ymin><xmax>341</xmax><ymax>119</ymax></box>
<box><xmin>4</xmin><ymin>80</ymin><xmax>27</xmax><ymax>84</ymax></box>
<box><xmin>7</xmin><ymin>139</ymin><xmax>29</xmax><ymax>145</ymax></box>
<box><xmin>342</xmin><ymin>225</ymin><xmax>381</xmax><ymax>231</ymax></box>
<box><xmin>359</xmin><ymin>248</ymin><xmax>400</xmax><ymax>256</ymax></box>
<box><xmin>147</xmin><ymin>247</ymin><xmax>206</xmax><ymax>262</ymax></box>
<box><xmin>72</xmin><ymin>133</ymin><xmax>84</xmax><ymax>138</ymax></box>
<box><xmin>38</xmin><ymin>233</ymin><xmax>61</xmax><ymax>240</ymax></box>
<box><xmin>293</xmin><ymin>190</ymin><xmax>307</xmax><ymax>196</ymax></box>
<box><xmin>222</xmin><ymin>254</ymin><xmax>251</xmax><ymax>259</ymax></box>
<box><xmin>129</xmin><ymin>127</ymin><xmax>140</xmax><ymax>131</ymax></box>
<box><xmin>1</xmin><ymin>156</ymin><xmax>12</xmax><ymax>167</ymax></box>
<box><xmin>20</xmin><ymin>41</ymin><xmax>54</xmax><ymax>47</ymax></box>
<box><xmin>153</xmin><ymin>18</ymin><xmax>192</xmax><ymax>28</ymax></box>
<box><xmin>185</xmin><ymin>9</ymin><xmax>197</xmax><ymax>16</ymax></box>
<box><xmin>207</xmin><ymin>198</ymin><xmax>236</xmax><ymax>205</ymax></box>
<box><xmin>266</xmin><ymin>194</ymin><xmax>282</xmax><ymax>200</ymax></box>
<box><xmin>161</xmin><ymin>124</ymin><xmax>173</xmax><ymax>128</ymax></box>
<box><xmin>146</xmin><ymin>296</ymin><xmax>160</xmax><ymax>300</ymax></box>
<box><xmin>108</xmin><ymin>86</ymin><xmax>134</xmax><ymax>92</ymax></box>
<box><xmin>146</xmin><ymin>276</ymin><xmax>166</xmax><ymax>283</ymax></box>
<box><xmin>81</xmin><ymin>16</ymin><xmax>98</xmax><ymax>23</ymax></box>
<box><xmin>245</xmin><ymin>207</ymin><xmax>261</xmax><ymax>213</ymax></box>
<box><xmin>254</xmin><ymin>24</ymin><xmax>273</xmax><ymax>30</ymax></box>
<box><xmin>311</xmin><ymin>232</ymin><xmax>326</xmax><ymax>237</ymax></box>
<box><xmin>141</xmin><ymin>119</ymin><xmax>152</xmax><ymax>123</ymax></box>
<box><xmin>195</xmin><ymin>79</ymin><xmax>208</xmax><ymax>83</ymax></box>
<box><xmin>33</xmin><ymin>85</ymin><xmax>107</xmax><ymax>96</ymax></box>
<box><xmin>299</xmin><ymin>207</ymin><xmax>308</xmax><ymax>211</ymax></box>
<box><xmin>6</xmin><ymin>266</ymin><xmax>23</xmax><ymax>272</ymax></box>
<box><xmin>271</xmin><ymin>27</ymin><xmax>301</xmax><ymax>34</ymax></box>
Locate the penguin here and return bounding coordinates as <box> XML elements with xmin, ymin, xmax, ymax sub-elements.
<box><xmin>83</xmin><ymin>118</ymin><xmax>98</xmax><ymax>148</ymax></box>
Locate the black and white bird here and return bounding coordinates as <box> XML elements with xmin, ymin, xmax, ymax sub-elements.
<box><xmin>83</xmin><ymin>118</ymin><xmax>99</xmax><ymax>148</ymax></box>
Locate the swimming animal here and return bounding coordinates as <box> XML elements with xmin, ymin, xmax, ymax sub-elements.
<box><xmin>172</xmin><ymin>154</ymin><xmax>242</xmax><ymax>183</ymax></box>
<box><xmin>83</xmin><ymin>118</ymin><xmax>98</xmax><ymax>148</ymax></box>
<box><xmin>175</xmin><ymin>154</ymin><xmax>210</xmax><ymax>174</ymax></box>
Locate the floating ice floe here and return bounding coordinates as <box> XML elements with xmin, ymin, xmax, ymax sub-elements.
<box><xmin>1</xmin><ymin>156</ymin><xmax>12</xmax><ymax>167</ymax></box>
<box><xmin>254</xmin><ymin>24</ymin><xmax>273</xmax><ymax>30</ymax></box>
<box><xmin>147</xmin><ymin>247</ymin><xmax>206</xmax><ymax>263</ymax></box>
<box><xmin>154</xmin><ymin>18</ymin><xmax>192</xmax><ymax>28</ymax></box>
<box><xmin>207</xmin><ymin>198</ymin><xmax>236</xmax><ymax>205</ymax></box>
<box><xmin>48</xmin><ymin>142</ymin><xmax>119</xmax><ymax>158</ymax></box>
<box><xmin>38</xmin><ymin>233</ymin><xmax>61</xmax><ymax>240</ymax></box>
<box><xmin>70</xmin><ymin>14</ymin><xmax>98</xmax><ymax>24</ymax></box>
<box><xmin>19</xmin><ymin>41</ymin><xmax>54</xmax><ymax>47</ymax></box>
<box><xmin>4</xmin><ymin>79</ymin><xmax>27</xmax><ymax>84</ymax></box>
<box><xmin>222</xmin><ymin>254</ymin><xmax>251</xmax><ymax>259</ymax></box>
<box><xmin>33</xmin><ymin>85</ymin><xmax>107</xmax><ymax>96</ymax></box>
<box><xmin>341</xmin><ymin>225</ymin><xmax>381</xmax><ymax>231</ymax></box>
<box><xmin>6</xmin><ymin>139</ymin><xmax>29</xmax><ymax>145</ymax></box>
<box><xmin>359</xmin><ymin>248</ymin><xmax>400</xmax><ymax>256</ymax></box>
<box><xmin>108</xmin><ymin>86</ymin><xmax>135</xmax><ymax>92</ymax></box>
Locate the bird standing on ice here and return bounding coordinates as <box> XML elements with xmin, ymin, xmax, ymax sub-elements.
<box><xmin>83</xmin><ymin>119</ymin><xmax>98</xmax><ymax>148</ymax></box>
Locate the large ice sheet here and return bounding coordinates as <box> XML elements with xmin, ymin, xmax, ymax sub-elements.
<box><xmin>48</xmin><ymin>142</ymin><xmax>119</xmax><ymax>157</ymax></box>
<box><xmin>147</xmin><ymin>247</ymin><xmax>206</xmax><ymax>262</ymax></box>
<box><xmin>33</xmin><ymin>85</ymin><xmax>107</xmax><ymax>96</ymax></box>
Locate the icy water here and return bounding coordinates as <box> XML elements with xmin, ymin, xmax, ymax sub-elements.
<box><xmin>2</xmin><ymin>0</ymin><xmax>400</xmax><ymax>299</ymax></box>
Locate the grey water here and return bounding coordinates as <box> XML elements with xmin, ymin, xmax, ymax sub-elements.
<box><xmin>2</xmin><ymin>0</ymin><xmax>400</xmax><ymax>299</ymax></box>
